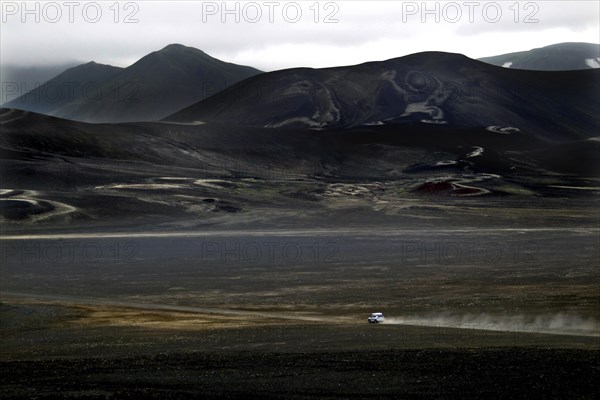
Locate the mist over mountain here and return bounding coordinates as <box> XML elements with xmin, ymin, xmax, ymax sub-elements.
<box><xmin>0</xmin><ymin>62</ymin><xmax>81</xmax><ymax>103</ymax></box>
<box><xmin>3</xmin><ymin>44</ymin><xmax>262</xmax><ymax>123</ymax></box>
<box><xmin>478</xmin><ymin>42</ymin><xmax>600</xmax><ymax>71</ymax></box>
<box><xmin>165</xmin><ymin>51</ymin><xmax>600</xmax><ymax>143</ymax></box>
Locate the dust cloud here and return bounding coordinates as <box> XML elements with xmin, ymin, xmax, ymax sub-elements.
<box><xmin>383</xmin><ymin>313</ymin><xmax>599</xmax><ymax>337</ymax></box>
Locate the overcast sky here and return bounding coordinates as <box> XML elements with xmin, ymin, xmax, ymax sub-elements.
<box><xmin>1</xmin><ymin>0</ymin><xmax>599</xmax><ymax>71</ymax></box>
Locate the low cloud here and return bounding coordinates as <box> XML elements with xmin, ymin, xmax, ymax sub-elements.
<box><xmin>1</xmin><ymin>1</ymin><xmax>598</xmax><ymax>70</ymax></box>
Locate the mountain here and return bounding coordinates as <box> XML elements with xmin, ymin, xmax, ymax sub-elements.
<box><xmin>3</xmin><ymin>44</ymin><xmax>262</xmax><ymax>123</ymax></box>
<box><xmin>0</xmin><ymin>62</ymin><xmax>81</xmax><ymax>104</ymax></box>
<box><xmin>478</xmin><ymin>42</ymin><xmax>600</xmax><ymax>71</ymax></box>
<box><xmin>2</xmin><ymin>50</ymin><xmax>599</xmax><ymax>228</ymax></box>
<box><xmin>164</xmin><ymin>51</ymin><xmax>600</xmax><ymax>143</ymax></box>
<box><xmin>2</xmin><ymin>62</ymin><xmax>123</xmax><ymax>116</ymax></box>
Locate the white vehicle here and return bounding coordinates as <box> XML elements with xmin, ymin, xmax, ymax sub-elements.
<box><xmin>367</xmin><ymin>312</ymin><xmax>385</xmax><ymax>324</ymax></box>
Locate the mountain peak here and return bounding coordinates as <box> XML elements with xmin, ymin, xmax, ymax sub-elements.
<box><xmin>157</xmin><ymin>43</ymin><xmax>209</xmax><ymax>56</ymax></box>
<box><xmin>389</xmin><ymin>51</ymin><xmax>472</xmax><ymax>65</ymax></box>
<box><xmin>162</xmin><ymin>43</ymin><xmax>187</xmax><ymax>50</ymax></box>
<box><xmin>131</xmin><ymin>44</ymin><xmax>217</xmax><ymax>69</ymax></box>
<box><xmin>66</xmin><ymin>60</ymin><xmax>120</xmax><ymax>74</ymax></box>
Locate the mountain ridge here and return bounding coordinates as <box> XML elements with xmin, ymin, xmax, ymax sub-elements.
<box><xmin>3</xmin><ymin>44</ymin><xmax>263</xmax><ymax>123</ymax></box>
<box><xmin>478</xmin><ymin>42</ymin><xmax>600</xmax><ymax>71</ymax></box>
<box><xmin>164</xmin><ymin>51</ymin><xmax>600</xmax><ymax>143</ymax></box>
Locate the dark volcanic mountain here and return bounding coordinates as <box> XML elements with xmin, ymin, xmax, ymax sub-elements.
<box><xmin>164</xmin><ymin>52</ymin><xmax>600</xmax><ymax>143</ymax></box>
<box><xmin>3</xmin><ymin>44</ymin><xmax>262</xmax><ymax>123</ymax></box>
<box><xmin>478</xmin><ymin>42</ymin><xmax>600</xmax><ymax>71</ymax></box>
<box><xmin>2</xmin><ymin>62</ymin><xmax>123</xmax><ymax>116</ymax></box>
